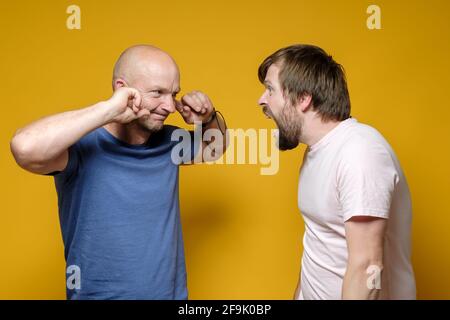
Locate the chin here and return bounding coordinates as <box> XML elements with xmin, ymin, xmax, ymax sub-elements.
<box><xmin>278</xmin><ymin>138</ymin><xmax>300</xmax><ymax>151</ymax></box>
<box><xmin>138</xmin><ymin>118</ymin><xmax>164</xmax><ymax>133</ymax></box>
<box><xmin>276</xmin><ymin>124</ymin><xmax>301</xmax><ymax>151</ymax></box>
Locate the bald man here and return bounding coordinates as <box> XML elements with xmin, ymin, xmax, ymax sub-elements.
<box><xmin>10</xmin><ymin>45</ymin><xmax>227</xmax><ymax>299</ymax></box>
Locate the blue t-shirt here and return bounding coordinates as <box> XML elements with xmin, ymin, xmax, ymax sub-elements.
<box><xmin>54</xmin><ymin>125</ymin><xmax>193</xmax><ymax>299</ymax></box>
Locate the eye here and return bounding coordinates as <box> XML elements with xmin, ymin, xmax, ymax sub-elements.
<box><xmin>151</xmin><ymin>90</ymin><xmax>162</xmax><ymax>97</ymax></box>
<box><xmin>267</xmin><ymin>86</ymin><xmax>273</xmax><ymax>95</ymax></box>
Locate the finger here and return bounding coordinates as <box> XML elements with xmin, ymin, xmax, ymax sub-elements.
<box><xmin>182</xmin><ymin>94</ymin><xmax>202</xmax><ymax>113</ymax></box>
<box><xmin>182</xmin><ymin>106</ymin><xmax>191</xmax><ymax>116</ymax></box>
<box><xmin>194</xmin><ymin>92</ymin><xmax>212</xmax><ymax>114</ymax></box>
<box><xmin>194</xmin><ymin>94</ymin><xmax>207</xmax><ymax>114</ymax></box>
<box><xmin>181</xmin><ymin>106</ymin><xmax>193</xmax><ymax>123</ymax></box>
<box><xmin>175</xmin><ymin>100</ymin><xmax>184</xmax><ymax>113</ymax></box>
<box><xmin>190</xmin><ymin>94</ymin><xmax>205</xmax><ymax>112</ymax></box>
<box><xmin>127</xmin><ymin>97</ymin><xmax>133</xmax><ymax>108</ymax></box>
<box><xmin>195</xmin><ymin>91</ymin><xmax>208</xmax><ymax>106</ymax></box>
<box><xmin>130</xmin><ymin>88</ymin><xmax>142</xmax><ymax>108</ymax></box>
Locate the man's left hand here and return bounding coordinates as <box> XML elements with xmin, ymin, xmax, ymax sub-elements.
<box><xmin>176</xmin><ymin>91</ymin><xmax>215</xmax><ymax>125</ymax></box>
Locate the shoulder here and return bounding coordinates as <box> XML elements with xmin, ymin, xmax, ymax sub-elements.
<box><xmin>336</xmin><ymin>122</ymin><xmax>399</xmax><ymax>175</ymax></box>
<box><xmin>340</xmin><ymin>122</ymin><xmax>393</xmax><ymax>160</ymax></box>
<box><xmin>159</xmin><ymin>125</ymin><xmax>190</xmax><ymax>142</ymax></box>
<box><xmin>81</xmin><ymin>127</ymin><xmax>104</xmax><ymax>144</ymax></box>
<box><xmin>162</xmin><ymin>124</ymin><xmax>183</xmax><ymax>133</ymax></box>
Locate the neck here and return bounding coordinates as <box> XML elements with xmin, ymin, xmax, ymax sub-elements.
<box><xmin>104</xmin><ymin>121</ymin><xmax>151</xmax><ymax>145</ymax></box>
<box><xmin>301</xmin><ymin>114</ymin><xmax>342</xmax><ymax>147</ymax></box>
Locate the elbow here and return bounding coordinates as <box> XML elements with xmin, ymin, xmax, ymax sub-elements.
<box><xmin>10</xmin><ymin>131</ymin><xmax>42</xmax><ymax>170</ymax></box>
<box><xmin>10</xmin><ymin>133</ymin><xmax>30</xmax><ymax>169</ymax></box>
<box><xmin>348</xmin><ymin>255</ymin><xmax>384</xmax><ymax>275</ymax></box>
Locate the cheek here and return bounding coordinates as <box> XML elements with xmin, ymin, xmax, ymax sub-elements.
<box><xmin>268</xmin><ymin>95</ymin><xmax>285</xmax><ymax>114</ymax></box>
<box><xmin>141</xmin><ymin>97</ymin><xmax>159</xmax><ymax>111</ymax></box>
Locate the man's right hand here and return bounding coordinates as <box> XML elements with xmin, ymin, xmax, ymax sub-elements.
<box><xmin>10</xmin><ymin>87</ymin><xmax>148</xmax><ymax>174</ymax></box>
<box><xmin>107</xmin><ymin>87</ymin><xmax>150</xmax><ymax>124</ymax></box>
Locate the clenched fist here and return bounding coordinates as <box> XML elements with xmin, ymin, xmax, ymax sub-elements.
<box><xmin>107</xmin><ymin>87</ymin><xmax>150</xmax><ymax>124</ymax></box>
<box><xmin>176</xmin><ymin>91</ymin><xmax>215</xmax><ymax>125</ymax></box>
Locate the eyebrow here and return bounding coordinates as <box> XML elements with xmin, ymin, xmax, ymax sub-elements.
<box><xmin>264</xmin><ymin>80</ymin><xmax>273</xmax><ymax>86</ymax></box>
<box><xmin>149</xmin><ymin>87</ymin><xmax>181</xmax><ymax>94</ymax></box>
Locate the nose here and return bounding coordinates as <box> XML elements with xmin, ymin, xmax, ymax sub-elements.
<box><xmin>258</xmin><ymin>92</ymin><xmax>268</xmax><ymax>107</ymax></box>
<box><xmin>161</xmin><ymin>95</ymin><xmax>177</xmax><ymax>114</ymax></box>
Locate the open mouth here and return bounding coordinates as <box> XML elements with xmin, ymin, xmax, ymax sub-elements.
<box><xmin>262</xmin><ymin>107</ymin><xmax>273</xmax><ymax>119</ymax></box>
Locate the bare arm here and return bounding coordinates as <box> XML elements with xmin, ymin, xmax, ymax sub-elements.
<box><xmin>293</xmin><ymin>279</ymin><xmax>301</xmax><ymax>300</ymax></box>
<box><xmin>177</xmin><ymin>91</ymin><xmax>228</xmax><ymax>163</ymax></box>
<box><xmin>10</xmin><ymin>87</ymin><xmax>147</xmax><ymax>174</ymax></box>
<box><xmin>342</xmin><ymin>216</ymin><xmax>387</xmax><ymax>300</ymax></box>
<box><xmin>199</xmin><ymin>110</ymin><xmax>228</xmax><ymax>162</ymax></box>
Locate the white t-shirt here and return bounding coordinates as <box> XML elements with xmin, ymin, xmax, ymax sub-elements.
<box><xmin>296</xmin><ymin>118</ymin><xmax>416</xmax><ymax>300</ymax></box>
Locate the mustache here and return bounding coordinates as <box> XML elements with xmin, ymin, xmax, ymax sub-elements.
<box><xmin>151</xmin><ymin>111</ymin><xmax>170</xmax><ymax>118</ymax></box>
<box><xmin>262</xmin><ymin>106</ymin><xmax>274</xmax><ymax>118</ymax></box>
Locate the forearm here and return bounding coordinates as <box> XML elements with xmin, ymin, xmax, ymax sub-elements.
<box><xmin>201</xmin><ymin>111</ymin><xmax>228</xmax><ymax>158</ymax></box>
<box><xmin>342</xmin><ymin>262</ymin><xmax>383</xmax><ymax>300</ymax></box>
<box><xmin>11</xmin><ymin>101</ymin><xmax>114</xmax><ymax>165</ymax></box>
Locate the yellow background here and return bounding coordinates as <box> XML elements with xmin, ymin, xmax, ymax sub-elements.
<box><xmin>1</xmin><ymin>0</ymin><xmax>449</xmax><ymax>299</ymax></box>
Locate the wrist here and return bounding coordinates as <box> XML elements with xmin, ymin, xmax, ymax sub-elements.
<box><xmin>95</xmin><ymin>100</ymin><xmax>119</xmax><ymax>124</ymax></box>
<box><xmin>202</xmin><ymin>109</ymin><xmax>216</xmax><ymax>126</ymax></box>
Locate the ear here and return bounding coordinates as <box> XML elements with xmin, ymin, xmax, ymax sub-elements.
<box><xmin>113</xmin><ymin>78</ymin><xmax>127</xmax><ymax>90</ymax></box>
<box><xmin>297</xmin><ymin>94</ymin><xmax>312</xmax><ymax>113</ymax></box>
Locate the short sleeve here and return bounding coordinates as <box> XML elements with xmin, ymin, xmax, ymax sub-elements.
<box><xmin>337</xmin><ymin>142</ymin><xmax>399</xmax><ymax>222</ymax></box>
<box><xmin>50</xmin><ymin>143</ymin><xmax>81</xmax><ymax>184</ymax></box>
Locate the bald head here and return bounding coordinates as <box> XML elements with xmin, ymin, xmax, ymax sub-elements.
<box><xmin>110</xmin><ymin>45</ymin><xmax>181</xmax><ymax>132</ymax></box>
<box><xmin>112</xmin><ymin>45</ymin><xmax>179</xmax><ymax>89</ymax></box>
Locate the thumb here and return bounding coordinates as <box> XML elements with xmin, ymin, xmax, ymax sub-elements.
<box><xmin>128</xmin><ymin>88</ymin><xmax>142</xmax><ymax>108</ymax></box>
<box><xmin>175</xmin><ymin>100</ymin><xmax>184</xmax><ymax>113</ymax></box>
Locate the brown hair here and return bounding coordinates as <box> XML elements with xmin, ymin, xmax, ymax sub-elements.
<box><xmin>258</xmin><ymin>44</ymin><xmax>351</xmax><ymax>122</ymax></box>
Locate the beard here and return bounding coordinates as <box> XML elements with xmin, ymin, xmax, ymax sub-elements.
<box><xmin>135</xmin><ymin>116</ymin><xmax>164</xmax><ymax>133</ymax></box>
<box><xmin>273</xmin><ymin>103</ymin><xmax>303</xmax><ymax>151</ymax></box>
